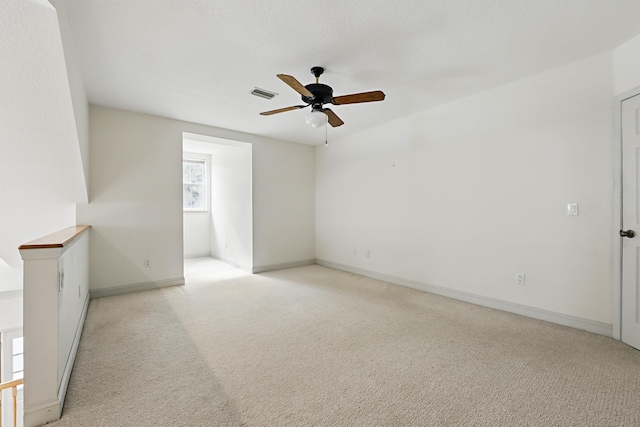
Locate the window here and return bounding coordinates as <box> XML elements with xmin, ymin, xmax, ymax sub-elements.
<box><xmin>183</xmin><ymin>158</ymin><xmax>207</xmax><ymax>211</ymax></box>
<box><xmin>11</xmin><ymin>336</ymin><xmax>23</xmax><ymax>380</ymax></box>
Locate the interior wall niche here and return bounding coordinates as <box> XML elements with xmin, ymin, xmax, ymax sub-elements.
<box><xmin>182</xmin><ymin>133</ymin><xmax>253</xmax><ymax>271</ymax></box>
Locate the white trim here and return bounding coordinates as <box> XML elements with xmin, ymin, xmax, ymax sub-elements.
<box><xmin>19</xmin><ymin>247</ymin><xmax>63</xmax><ymax>261</ymax></box>
<box><xmin>184</xmin><ymin>252</ymin><xmax>212</xmax><ymax>259</ymax></box>
<box><xmin>212</xmin><ymin>256</ymin><xmax>252</xmax><ymax>273</ymax></box>
<box><xmin>613</xmin><ymin>85</ymin><xmax>640</xmax><ymax>341</ymax></box>
<box><xmin>252</xmin><ymin>259</ymin><xmax>315</xmax><ymax>274</ymax></box>
<box><xmin>24</xmin><ymin>398</ymin><xmax>61</xmax><ymax>427</ymax></box>
<box><xmin>90</xmin><ymin>277</ymin><xmax>184</xmax><ymax>299</ymax></box>
<box><xmin>0</xmin><ymin>290</ymin><xmax>22</xmax><ymax>300</ymax></box>
<box><xmin>182</xmin><ymin>132</ymin><xmax>253</xmax><ymax>149</ymax></box>
<box><xmin>316</xmin><ymin>259</ymin><xmax>612</xmax><ymax>337</ymax></box>
<box><xmin>57</xmin><ymin>293</ymin><xmax>89</xmax><ymax>407</ymax></box>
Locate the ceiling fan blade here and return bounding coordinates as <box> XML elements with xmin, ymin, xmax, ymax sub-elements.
<box><xmin>277</xmin><ymin>74</ymin><xmax>314</xmax><ymax>99</ymax></box>
<box><xmin>259</xmin><ymin>105</ymin><xmax>307</xmax><ymax>116</ymax></box>
<box><xmin>323</xmin><ymin>108</ymin><xmax>344</xmax><ymax>127</ymax></box>
<box><xmin>331</xmin><ymin>90</ymin><xmax>385</xmax><ymax>105</ymax></box>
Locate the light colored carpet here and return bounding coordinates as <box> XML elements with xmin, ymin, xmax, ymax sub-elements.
<box><xmin>49</xmin><ymin>258</ymin><xmax>640</xmax><ymax>426</ymax></box>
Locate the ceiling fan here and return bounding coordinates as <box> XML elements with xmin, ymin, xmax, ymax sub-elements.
<box><xmin>260</xmin><ymin>66</ymin><xmax>385</xmax><ymax>128</ymax></box>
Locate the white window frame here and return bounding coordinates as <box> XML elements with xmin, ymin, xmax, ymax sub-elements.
<box><xmin>183</xmin><ymin>153</ymin><xmax>210</xmax><ymax>213</ymax></box>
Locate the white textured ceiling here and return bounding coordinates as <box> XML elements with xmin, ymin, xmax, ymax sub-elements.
<box><xmin>63</xmin><ymin>0</ymin><xmax>640</xmax><ymax>145</ymax></box>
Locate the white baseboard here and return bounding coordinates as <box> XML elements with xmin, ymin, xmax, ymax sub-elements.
<box><xmin>253</xmin><ymin>259</ymin><xmax>316</xmax><ymax>274</ymax></box>
<box><xmin>212</xmin><ymin>256</ymin><xmax>252</xmax><ymax>273</ymax></box>
<box><xmin>58</xmin><ymin>293</ymin><xmax>90</xmax><ymax>408</ymax></box>
<box><xmin>193</xmin><ymin>256</ymin><xmax>315</xmax><ymax>274</ymax></box>
<box><xmin>184</xmin><ymin>252</ymin><xmax>211</xmax><ymax>259</ymax></box>
<box><xmin>0</xmin><ymin>289</ymin><xmax>22</xmax><ymax>300</ymax></box>
<box><xmin>315</xmin><ymin>259</ymin><xmax>612</xmax><ymax>337</ymax></box>
<box><xmin>90</xmin><ymin>277</ymin><xmax>185</xmax><ymax>299</ymax></box>
<box><xmin>24</xmin><ymin>398</ymin><xmax>61</xmax><ymax>427</ymax></box>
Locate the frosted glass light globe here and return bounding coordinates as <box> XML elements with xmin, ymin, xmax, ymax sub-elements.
<box><xmin>306</xmin><ymin>110</ymin><xmax>328</xmax><ymax>128</ymax></box>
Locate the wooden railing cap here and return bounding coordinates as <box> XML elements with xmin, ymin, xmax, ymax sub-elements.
<box><xmin>0</xmin><ymin>378</ymin><xmax>23</xmax><ymax>390</ymax></box>
<box><xmin>19</xmin><ymin>225</ymin><xmax>91</xmax><ymax>250</ymax></box>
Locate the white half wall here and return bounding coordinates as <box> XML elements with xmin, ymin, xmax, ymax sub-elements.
<box><xmin>0</xmin><ymin>0</ymin><xmax>87</xmax><ymax>293</ymax></box>
<box><xmin>316</xmin><ymin>52</ymin><xmax>614</xmax><ymax>326</ymax></box>
<box><xmin>21</xmin><ymin>227</ymin><xmax>90</xmax><ymax>427</ymax></box>
<box><xmin>78</xmin><ymin>106</ymin><xmax>314</xmax><ymax>292</ymax></box>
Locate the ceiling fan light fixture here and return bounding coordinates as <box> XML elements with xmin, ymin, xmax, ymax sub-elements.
<box><xmin>306</xmin><ymin>110</ymin><xmax>328</xmax><ymax>128</ymax></box>
<box><xmin>260</xmin><ymin>67</ymin><xmax>385</xmax><ymax>129</ymax></box>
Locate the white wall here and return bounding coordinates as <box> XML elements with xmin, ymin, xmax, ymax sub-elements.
<box><xmin>0</xmin><ymin>0</ymin><xmax>87</xmax><ymax>294</ymax></box>
<box><xmin>252</xmin><ymin>140</ymin><xmax>316</xmax><ymax>271</ymax></box>
<box><xmin>49</xmin><ymin>0</ymin><xmax>90</xmax><ymax>192</ymax></box>
<box><xmin>77</xmin><ymin>107</ymin><xmax>186</xmax><ymax>291</ymax></box>
<box><xmin>78</xmin><ymin>106</ymin><xmax>314</xmax><ymax>292</ymax></box>
<box><xmin>614</xmin><ymin>33</ymin><xmax>640</xmax><ymax>95</ymax></box>
<box><xmin>316</xmin><ymin>52</ymin><xmax>614</xmax><ymax>325</ymax></box>
<box><xmin>0</xmin><ymin>293</ymin><xmax>23</xmax><ymax>331</ymax></box>
<box><xmin>208</xmin><ymin>143</ymin><xmax>253</xmax><ymax>270</ymax></box>
<box><xmin>183</xmin><ymin>211</ymin><xmax>212</xmax><ymax>258</ymax></box>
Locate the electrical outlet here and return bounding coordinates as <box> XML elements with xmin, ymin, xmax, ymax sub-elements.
<box><xmin>567</xmin><ymin>203</ymin><xmax>578</xmax><ymax>216</ymax></box>
<box><xmin>144</xmin><ymin>259</ymin><xmax>151</xmax><ymax>268</ymax></box>
<box><xmin>365</xmin><ymin>250</ymin><xmax>371</xmax><ymax>259</ymax></box>
<box><xmin>515</xmin><ymin>272</ymin><xmax>525</xmax><ymax>285</ymax></box>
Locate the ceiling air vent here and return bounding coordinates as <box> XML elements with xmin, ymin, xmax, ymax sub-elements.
<box><xmin>251</xmin><ymin>87</ymin><xmax>278</xmax><ymax>100</ymax></box>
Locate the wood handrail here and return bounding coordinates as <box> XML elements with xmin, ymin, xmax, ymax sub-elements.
<box><xmin>0</xmin><ymin>379</ymin><xmax>22</xmax><ymax>391</ymax></box>
<box><xmin>18</xmin><ymin>225</ymin><xmax>90</xmax><ymax>250</ymax></box>
<box><xmin>0</xmin><ymin>378</ymin><xmax>23</xmax><ymax>427</ymax></box>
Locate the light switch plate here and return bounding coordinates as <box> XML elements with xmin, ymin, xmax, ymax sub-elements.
<box><xmin>567</xmin><ymin>203</ymin><xmax>578</xmax><ymax>216</ymax></box>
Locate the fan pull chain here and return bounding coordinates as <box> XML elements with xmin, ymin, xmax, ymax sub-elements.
<box><xmin>325</xmin><ymin>123</ymin><xmax>328</xmax><ymax>146</ymax></box>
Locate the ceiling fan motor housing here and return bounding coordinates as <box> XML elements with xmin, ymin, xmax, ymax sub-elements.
<box><xmin>310</xmin><ymin>66</ymin><xmax>324</xmax><ymax>78</ymax></box>
<box><xmin>302</xmin><ymin>83</ymin><xmax>333</xmax><ymax>107</ymax></box>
